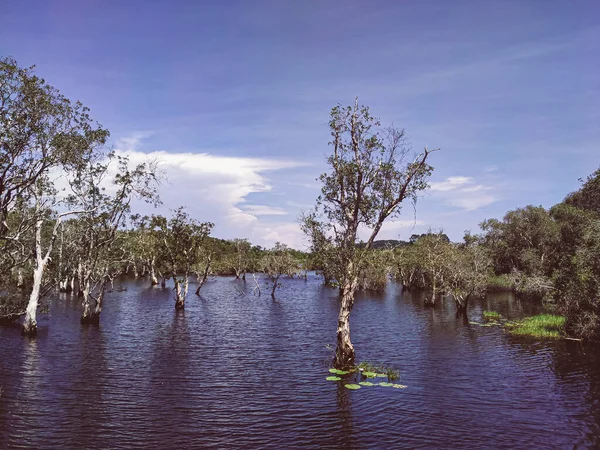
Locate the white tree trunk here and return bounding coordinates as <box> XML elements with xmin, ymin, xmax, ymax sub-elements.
<box><xmin>23</xmin><ymin>263</ymin><xmax>44</xmax><ymax>335</ymax></box>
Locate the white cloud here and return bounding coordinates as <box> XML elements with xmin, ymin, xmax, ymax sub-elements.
<box><xmin>241</xmin><ymin>205</ymin><xmax>288</xmax><ymax>216</ymax></box>
<box><xmin>105</xmin><ymin>135</ymin><xmax>312</xmax><ymax>247</ymax></box>
<box><xmin>430</xmin><ymin>176</ymin><xmax>472</xmax><ymax>191</ymax></box>
<box><xmin>429</xmin><ymin>175</ymin><xmax>498</xmax><ymax>211</ymax></box>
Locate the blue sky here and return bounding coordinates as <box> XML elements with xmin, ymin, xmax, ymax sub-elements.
<box><xmin>1</xmin><ymin>0</ymin><xmax>598</xmax><ymax>248</ymax></box>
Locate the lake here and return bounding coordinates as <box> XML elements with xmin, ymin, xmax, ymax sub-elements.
<box><xmin>1</xmin><ymin>274</ymin><xmax>599</xmax><ymax>449</ymax></box>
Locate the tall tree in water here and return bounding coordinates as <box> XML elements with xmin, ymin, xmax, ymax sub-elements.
<box><xmin>67</xmin><ymin>152</ymin><xmax>160</xmax><ymax>324</ymax></box>
<box><xmin>152</xmin><ymin>208</ymin><xmax>213</xmax><ymax>309</ymax></box>
<box><xmin>302</xmin><ymin>99</ymin><xmax>437</xmax><ymax>369</ymax></box>
<box><xmin>0</xmin><ymin>56</ymin><xmax>108</xmax><ymax>332</ymax></box>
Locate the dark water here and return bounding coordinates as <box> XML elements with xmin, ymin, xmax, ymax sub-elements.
<box><xmin>1</xmin><ymin>274</ymin><xmax>599</xmax><ymax>449</ymax></box>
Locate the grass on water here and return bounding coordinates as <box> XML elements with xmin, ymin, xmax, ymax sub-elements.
<box><xmin>482</xmin><ymin>310</ymin><xmax>501</xmax><ymax>320</ymax></box>
<box><xmin>506</xmin><ymin>314</ymin><xmax>565</xmax><ymax>339</ymax></box>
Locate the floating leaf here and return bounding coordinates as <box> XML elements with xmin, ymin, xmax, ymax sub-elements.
<box><xmin>392</xmin><ymin>384</ymin><xmax>407</xmax><ymax>389</ymax></box>
<box><xmin>359</xmin><ymin>381</ymin><xmax>375</xmax><ymax>386</ymax></box>
<box><xmin>326</xmin><ymin>376</ymin><xmax>341</xmax><ymax>381</ymax></box>
<box><xmin>379</xmin><ymin>382</ymin><xmax>393</xmax><ymax>387</ymax></box>
<box><xmin>344</xmin><ymin>384</ymin><xmax>361</xmax><ymax>390</ymax></box>
<box><xmin>362</xmin><ymin>371</ymin><xmax>377</xmax><ymax>378</ymax></box>
<box><xmin>329</xmin><ymin>368</ymin><xmax>350</xmax><ymax>375</ymax></box>
<box><xmin>375</xmin><ymin>373</ymin><xmax>387</xmax><ymax>378</ymax></box>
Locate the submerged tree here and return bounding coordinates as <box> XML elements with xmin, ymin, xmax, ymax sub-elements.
<box><xmin>302</xmin><ymin>99</ymin><xmax>437</xmax><ymax>369</ymax></box>
<box><xmin>67</xmin><ymin>152</ymin><xmax>160</xmax><ymax>324</ymax></box>
<box><xmin>261</xmin><ymin>242</ymin><xmax>298</xmax><ymax>298</ymax></box>
<box><xmin>444</xmin><ymin>243</ymin><xmax>491</xmax><ymax>319</ymax></box>
<box><xmin>0</xmin><ymin>56</ymin><xmax>109</xmax><ymax>331</ymax></box>
<box><xmin>152</xmin><ymin>208</ymin><xmax>213</xmax><ymax>309</ymax></box>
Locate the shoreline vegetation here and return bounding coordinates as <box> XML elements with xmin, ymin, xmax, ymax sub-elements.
<box><xmin>477</xmin><ymin>311</ymin><xmax>570</xmax><ymax>340</ymax></box>
<box><xmin>1</xmin><ymin>57</ymin><xmax>598</xmax><ymax>371</ymax></box>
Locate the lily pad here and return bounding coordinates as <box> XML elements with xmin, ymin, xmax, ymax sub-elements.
<box><xmin>326</xmin><ymin>376</ymin><xmax>341</xmax><ymax>381</ymax></box>
<box><xmin>379</xmin><ymin>382</ymin><xmax>393</xmax><ymax>387</ymax></box>
<box><xmin>344</xmin><ymin>384</ymin><xmax>361</xmax><ymax>390</ymax></box>
<box><xmin>359</xmin><ymin>381</ymin><xmax>375</xmax><ymax>386</ymax></box>
<box><xmin>375</xmin><ymin>373</ymin><xmax>388</xmax><ymax>378</ymax></box>
<box><xmin>392</xmin><ymin>384</ymin><xmax>407</xmax><ymax>389</ymax></box>
<box><xmin>362</xmin><ymin>371</ymin><xmax>377</xmax><ymax>378</ymax></box>
<box><xmin>329</xmin><ymin>368</ymin><xmax>350</xmax><ymax>375</ymax></box>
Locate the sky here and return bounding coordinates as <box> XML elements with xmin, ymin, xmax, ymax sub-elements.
<box><xmin>1</xmin><ymin>0</ymin><xmax>598</xmax><ymax>249</ymax></box>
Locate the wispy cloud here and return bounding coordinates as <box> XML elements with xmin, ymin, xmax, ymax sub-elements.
<box><xmin>429</xmin><ymin>176</ymin><xmax>498</xmax><ymax>211</ymax></box>
<box><xmin>241</xmin><ymin>205</ymin><xmax>288</xmax><ymax>216</ymax></box>
<box><xmin>110</xmin><ymin>135</ymin><xmax>308</xmax><ymax>246</ymax></box>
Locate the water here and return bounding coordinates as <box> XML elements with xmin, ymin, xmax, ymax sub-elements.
<box><xmin>1</xmin><ymin>274</ymin><xmax>599</xmax><ymax>449</ymax></box>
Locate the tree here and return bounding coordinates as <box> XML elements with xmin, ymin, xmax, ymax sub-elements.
<box><xmin>66</xmin><ymin>152</ymin><xmax>160</xmax><ymax>323</ymax></box>
<box><xmin>261</xmin><ymin>242</ymin><xmax>298</xmax><ymax>298</ymax></box>
<box><xmin>231</xmin><ymin>238</ymin><xmax>251</xmax><ymax>280</ymax></box>
<box><xmin>152</xmin><ymin>208</ymin><xmax>213</xmax><ymax>309</ymax></box>
<box><xmin>444</xmin><ymin>243</ymin><xmax>491</xmax><ymax>319</ymax></box>
<box><xmin>412</xmin><ymin>231</ymin><xmax>450</xmax><ymax>306</ymax></box>
<box><xmin>302</xmin><ymin>99</ymin><xmax>437</xmax><ymax>369</ymax></box>
<box><xmin>0</xmin><ymin>57</ymin><xmax>107</xmax><ymax>238</ymax></box>
<box><xmin>565</xmin><ymin>167</ymin><xmax>600</xmax><ymax>215</ymax></box>
<box><xmin>1</xmin><ymin>56</ymin><xmax>108</xmax><ymax>330</ymax></box>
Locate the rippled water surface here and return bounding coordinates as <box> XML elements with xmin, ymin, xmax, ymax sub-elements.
<box><xmin>1</xmin><ymin>274</ymin><xmax>599</xmax><ymax>449</ymax></box>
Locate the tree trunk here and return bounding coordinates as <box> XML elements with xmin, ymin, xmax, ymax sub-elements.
<box><xmin>173</xmin><ymin>276</ymin><xmax>185</xmax><ymax>309</ymax></box>
<box><xmin>455</xmin><ymin>296</ymin><xmax>469</xmax><ymax>319</ymax></box>
<box><xmin>149</xmin><ymin>259</ymin><xmax>158</xmax><ymax>286</ymax></box>
<box><xmin>161</xmin><ymin>277</ymin><xmax>166</xmax><ymax>289</ymax></box>
<box><xmin>271</xmin><ymin>274</ymin><xmax>280</xmax><ymax>298</ymax></box>
<box><xmin>242</xmin><ymin>271</ymin><xmax>246</xmax><ymax>281</ymax></box>
<box><xmin>22</xmin><ymin>263</ymin><xmax>44</xmax><ymax>336</ymax></box>
<box><xmin>424</xmin><ymin>281</ymin><xmax>437</xmax><ymax>307</ymax></box>
<box><xmin>80</xmin><ymin>279</ymin><xmax>95</xmax><ymax>323</ymax></box>
<box><xmin>333</xmin><ymin>280</ymin><xmax>356</xmax><ymax>370</ymax></box>
<box><xmin>94</xmin><ymin>279</ymin><xmax>107</xmax><ymax>318</ymax></box>
<box><xmin>195</xmin><ymin>260</ymin><xmax>211</xmax><ymax>295</ymax></box>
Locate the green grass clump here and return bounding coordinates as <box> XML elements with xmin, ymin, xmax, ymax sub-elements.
<box><xmin>486</xmin><ymin>274</ymin><xmax>514</xmax><ymax>291</ymax></box>
<box><xmin>482</xmin><ymin>310</ymin><xmax>501</xmax><ymax>320</ymax></box>
<box><xmin>506</xmin><ymin>314</ymin><xmax>565</xmax><ymax>338</ymax></box>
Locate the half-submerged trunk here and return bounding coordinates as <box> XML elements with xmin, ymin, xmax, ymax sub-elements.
<box><xmin>195</xmin><ymin>257</ymin><xmax>211</xmax><ymax>295</ymax></box>
<box><xmin>333</xmin><ymin>280</ymin><xmax>357</xmax><ymax>370</ymax></box>
<box><xmin>23</xmin><ymin>217</ymin><xmax>56</xmax><ymax>336</ymax></box>
<box><xmin>173</xmin><ymin>275</ymin><xmax>188</xmax><ymax>309</ymax></box>
<box><xmin>455</xmin><ymin>295</ymin><xmax>469</xmax><ymax>324</ymax></box>
<box><xmin>80</xmin><ymin>278</ymin><xmax>98</xmax><ymax>324</ymax></box>
<box><xmin>22</xmin><ymin>262</ymin><xmax>44</xmax><ymax>336</ymax></box>
<box><xmin>149</xmin><ymin>259</ymin><xmax>158</xmax><ymax>286</ymax></box>
<box><xmin>424</xmin><ymin>280</ymin><xmax>438</xmax><ymax>307</ymax></box>
<box><xmin>270</xmin><ymin>273</ymin><xmax>282</xmax><ymax>299</ymax></box>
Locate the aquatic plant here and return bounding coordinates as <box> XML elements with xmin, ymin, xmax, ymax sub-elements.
<box><xmin>506</xmin><ymin>314</ymin><xmax>565</xmax><ymax>338</ymax></box>
<box><xmin>329</xmin><ymin>368</ymin><xmax>350</xmax><ymax>375</ymax></box>
<box><xmin>482</xmin><ymin>311</ymin><xmax>501</xmax><ymax>320</ymax></box>
<box><xmin>326</xmin><ymin>376</ymin><xmax>341</xmax><ymax>381</ymax></box>
<box><xmin>356</xmin><ymin>362</ymin><xmax>399</xmax><ymax>381</ymax></box>
<box><xmin>344</xmin><ymin>384</ymin><xmax>361</xmax><ymax>390</ymax></box>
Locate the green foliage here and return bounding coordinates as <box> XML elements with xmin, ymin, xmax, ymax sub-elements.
<box><xmin>482</xmin><ymin>311</ymin><xmax>501</xmax><ymax>320</ymax></box>
<box><xmin>564</xmin><ymin>167</ymin><xmax>600</xmax><ymax>215</ymax></box>
<box><xmin>344</xmin><ymin>384</ymin><xmax>361</xmax><ymax>390</ymax></box>
<box><xmin>505</xmin><ymin>314</ymin><xmax>565</xmax><ymax>339</ymax></box>
<box><xmin>326</xmin><ymin>376</ymin><xmax>341</xmax><ymax>381</ymax></box>
<box><xmin>357</xmin><ymin>362</ymin><xmax>399</xmax><ymax>381</ymax></box>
